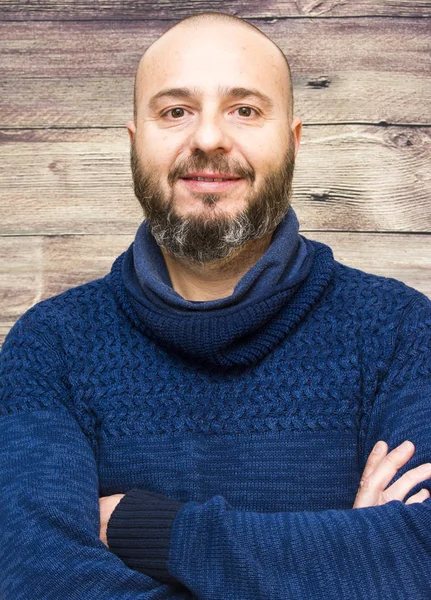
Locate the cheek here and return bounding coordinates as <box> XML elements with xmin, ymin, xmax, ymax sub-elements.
<box><xmin>137</xmin><ymin>123</ymin><xmax>175</xmax><ymax>158</ymax></box>
<box><xmin>246</xmin><ymin>150</ymin><xmax>283</xmax><ymax>183</ymax></box>
<box><xmin>237</xmin><ymin>130</ymin><xmax>288</xmax><ymax>174</ymax></box>
<box><xmin>136</xmin><ymin>137</ymin><xmax>174</xmax><ymax>177</ymax></box>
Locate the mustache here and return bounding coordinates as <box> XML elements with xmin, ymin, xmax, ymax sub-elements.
<box><xmin>167</xmin><ymin>150</ymin><xmax>255</xmax><ymax>186</ymax></box>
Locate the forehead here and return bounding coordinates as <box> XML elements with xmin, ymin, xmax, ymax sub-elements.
<box><xmin>137</xmin><ymin>22</ymin><xmax>288</xmax><ymax>108</ymax></box>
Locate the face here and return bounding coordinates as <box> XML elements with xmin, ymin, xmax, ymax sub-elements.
<box><xmin>128</xmin><ymin>21</ymin><xmax>301</xmax><ymax>263</ymax></box>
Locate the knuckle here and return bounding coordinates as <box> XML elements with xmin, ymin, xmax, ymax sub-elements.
<box><xmin>359</xmin><ymin>478</ymin><xmax>371</xmax><ymax>490</ymax></box>
<box><xmin>385</xmin><ymin>453</ymin><xmax>397</xmax><ymax>465</ymax></box>
<box><xmin>402</xmin><ymin>469</ymin><xmax>423</xmax><ymax>486</ymax></box>
<box><xmin>385</xmin><ymin>454</ymin><xmax>403</xmax><ymax>470</ymax></box>
<box><xmin>404</xmin><ymin>470</ymin><xmax>416</xmax><ymax>483</ymax></box>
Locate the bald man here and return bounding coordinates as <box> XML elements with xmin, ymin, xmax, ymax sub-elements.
<box><xmin>1</xmin><ymin>12</ymin><xmax>430</xmax><ymax>600</ymax></box>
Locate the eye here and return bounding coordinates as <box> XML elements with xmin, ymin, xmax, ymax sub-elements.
<box><xmin>163</xmin><ymin>107</ymin><xmax>188</xmax><ymax>119</ymax></box>
<box><xmin>236</xmin><ymin>106</ymin><xmax>258</xmax><ymax>117</ymax></box>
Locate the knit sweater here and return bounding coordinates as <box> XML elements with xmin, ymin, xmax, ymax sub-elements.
<box><xmin>0</xmin><ymin>210</ymin><xmax>430</xmax><ymax>600</ymax></box>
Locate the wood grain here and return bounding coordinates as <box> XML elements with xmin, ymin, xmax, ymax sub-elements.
<box><xmin>1</xmin><ymin>1</ymin><xmax>430</xmax><ymax>351</ymax></box>
<box><xmin>0</xmin><ymin>0</ymin><xmax>430</xmax><ymax>20</ymax></box>
<box><xmin>1</xmin><ymin>19</ymin><xmax>429</xmax><ymax>79</ymax></box>
<box><xmin>1</xmin><ymin>125</ymin><xmax>429</xmax><ymax>235</ymax></box>
<box><xmin>2</xmin><ymin>70</ymin><xmax>430</xmax><ymax>128</ymax></box>
<box><xmin>1</xmin><ymin>231</ymin><xmax>430</xmax><ymax>346</ymax></box>
<box><xmin>3</xmin><ymin>18</ymin><xmax>428</xmax><ymax>127</ymax></box>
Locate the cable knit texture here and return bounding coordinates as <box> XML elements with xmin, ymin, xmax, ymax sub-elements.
<box><xmin>0</xmin><ymin>209</ymin><xmax>430</xmax><ymax>600</ymax></box>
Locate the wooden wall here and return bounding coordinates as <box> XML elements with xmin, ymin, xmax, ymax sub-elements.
<box><xmin>1</xmin><ymin>1</ymin><xmax>430</xmax><ymax>345</ymax></box>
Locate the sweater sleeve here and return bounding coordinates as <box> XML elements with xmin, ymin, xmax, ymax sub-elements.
<box><xmin>109</xmin><ymin>293</ymin><xmax>431</xmax><ymax>600</ymax></box>
<box><xmin>0</xmin><ymin>310</ymin><xmax>190</xmax><ymax>600</ymax></box>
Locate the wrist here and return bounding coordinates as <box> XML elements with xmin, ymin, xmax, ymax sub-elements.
<box><xmin>107</xmin><ymin>488</ymin><xmax>184</xmax><ymax>585</ymax></box>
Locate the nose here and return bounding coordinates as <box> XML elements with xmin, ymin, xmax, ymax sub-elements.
<box><xmin>188</xmin><ymin>112</ymin><xmax>233</xmax><ymax>155</ymax></box>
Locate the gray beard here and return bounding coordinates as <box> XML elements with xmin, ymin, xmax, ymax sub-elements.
<box><xmin>131</xmin><ymin>143</ymin><xmax>295</xmax><ymax>264</ymax></box>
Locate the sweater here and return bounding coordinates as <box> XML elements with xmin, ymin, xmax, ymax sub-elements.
<box><xmin>0</xmin><ymin>209</ymin><xmax>430</xmax><ymax>600</ymax></box>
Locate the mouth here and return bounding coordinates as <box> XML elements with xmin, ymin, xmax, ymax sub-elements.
<box><xmin>179</xmin><ymin>172</ymin><xmax>245</xmax><ymax>192</ymax></box>
<box><xmin>182</xmin><ymin>172</ymin><xmax>241</xmax><ymax>182</ymax></box>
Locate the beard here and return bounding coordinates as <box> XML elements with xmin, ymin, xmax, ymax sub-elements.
<box><xmin>130</xmin><ymin>140</ymin><xmax>295</xmax><ymax>264</ymax></box>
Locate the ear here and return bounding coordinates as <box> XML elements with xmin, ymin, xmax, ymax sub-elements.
<box><xmin>126</xmin><ymin>120</ymin><xmax>136</xmax><ymax>142</ymax></box>
<box><xmin>291</xmin><ymin>118</ymin><xmax>302</xmax><ymax>158</ymax></box>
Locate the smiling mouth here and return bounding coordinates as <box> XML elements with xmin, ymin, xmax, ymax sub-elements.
<box><xmin>179</xmin><ymin>176</ymin><xmax>244</xmax><ymax>192</ymax></box>
<box><xmin>185</xmin><ymin>176</ymin><xmax>236</xmax><ymax>182</ymax></box>
<box><xmin>182</xmin><ymin>175</ymin><xmax>242</xmax><ymax>182</ymax></box>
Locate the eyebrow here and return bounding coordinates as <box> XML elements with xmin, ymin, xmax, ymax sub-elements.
<box><xmin>148</xmin><ymin>86</ymin><xmax>274</xmax><ymax>111</ymax></box>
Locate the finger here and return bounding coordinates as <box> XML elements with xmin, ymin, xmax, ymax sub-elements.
<box><xmin>360</xmin><ymin>441</ymin><xmax>388</xmax><ymax>483</ymax></box>
<box><xmin>383</xmin><ymin>463</ymin><xmax>431</xmax><ymax>503</ymax></box>
<box><xmin>353</xmin><ymin>441</ymin><xmax>415</xmax><ymax>509</ymax></box>
<box><xmin>365</xmin><ymin>440</ymin><xmax>416</xmax><ymax>492</ymax></box>
<box><xmin>354</xmin><ymin>442</ymin><xmax>388</xmax><ymax>508</ymax></box>
<box><xmin>406</xmin><ymin>488</ymin><xmax>431</xmax><ymax>505</ymax></box>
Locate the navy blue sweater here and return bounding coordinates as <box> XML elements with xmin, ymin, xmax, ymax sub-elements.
<box><xmin>0</xmin><ymin>210</ymin><xmax>430</xmax><ymax>599</ymax></box>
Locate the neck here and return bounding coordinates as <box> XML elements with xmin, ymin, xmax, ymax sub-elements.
<box><xmin>161</xmin><ymin>233</ymin><xmax>274</xmax><ymax>301</ymax></box>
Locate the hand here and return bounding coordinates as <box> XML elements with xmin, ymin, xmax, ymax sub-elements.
<box><xmin>99</xmin><ymin>493</ymin><xmax>125</xmax><ymax>547</ymax></box>
<box><xmin>353</xmin><ymin>440</ymin><xmax>431</xmax><ymax>508</ymax></box>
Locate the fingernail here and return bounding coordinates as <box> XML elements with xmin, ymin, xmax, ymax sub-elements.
<box><xmin>400</xmin><ymin>441</ymin><xmax>413</xmax><ymax>451</ymax></box>
<box><xmin>373</xmin><ymin>441</ymin><xmax>384</xmax><ymax>453</ymax></box>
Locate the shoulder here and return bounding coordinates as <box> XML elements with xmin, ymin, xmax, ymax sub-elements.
<box><xmin>329</xmin><ymin>256</ymin><xmax>431</xmax><ymax>316</ymax></box>
<box><xmin>3</xmin><ymin>273</ymin><xmax>121</xmax><ymax>351</ymax></box>
<box><xmin>305</xmin><ymin>239</ymin><xmax>431</xmax><ymax>341</ymax></box>
<box><xmin>25</xmin><ymin>275</ymin><xmax>111</xmax><ymax>320</ymax></box>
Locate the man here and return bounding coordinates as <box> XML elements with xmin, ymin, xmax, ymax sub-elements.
<box><xmin>0</xmin><ymin>12</ymin><xmax>430</xmax><ymax>600</ymax></box>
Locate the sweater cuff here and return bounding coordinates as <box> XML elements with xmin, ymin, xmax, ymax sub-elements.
<box><xmin>107</xmin><ymin>488</ymin><xmax>184</xmax><ymax>586</ymax></box>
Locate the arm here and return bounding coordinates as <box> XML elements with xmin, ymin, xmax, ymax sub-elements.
<box><xmin>0</xmin><ymin>311</ymin><xmax>190</xmax><ymax>600</ymax></box>
<box><xmin>107</xmin><ymin>294</ymin><xmax>431</xmax><ymax>599</ymax></box>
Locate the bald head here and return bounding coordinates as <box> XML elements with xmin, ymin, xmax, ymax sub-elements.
<box><xmin>133</xmin><ymin>12</ymin><xmax>293</xmax><ymax>122</ymax></box>
<box><xmin>127</xmin><ymin>12</ymin><xmax>302</xmax><ymax>265</ymax></box>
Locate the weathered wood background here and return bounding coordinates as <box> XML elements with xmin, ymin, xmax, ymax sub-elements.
<box><xmin>1</xmin><ymin>1</ymin><xmax>430</xmax><ymax>345</ymax></box>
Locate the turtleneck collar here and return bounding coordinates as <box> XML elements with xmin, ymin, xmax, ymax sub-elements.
<box><xmin>109</xmin><ymin>208</ymin><xmax>335</xmax><ymax>369</ymax></box>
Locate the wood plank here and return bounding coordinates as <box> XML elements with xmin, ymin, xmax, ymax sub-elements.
<box><xmin>2</xmin><ymin>70</ymin><xmax>430</xmax><ymax>128</ymax></box>
<box><xmin>312</xmin><ymin>231</ymin><xmax>431</xmax><ymax>296</ymax></box>
<box><xmin>0</xmin><ymin>128</ymin><xmax>143</xmax><ymax>235</ymax></box>
<box><xmin>0</xmin><ymin>0</ymin><xmax>430</xmax><ymax>20</ymax></box>
<box><xmin>1</xmin><ymin>125</ymin><xmax>429</xmax><ymax>235</ymax></box>
<box><xmin>0</xmin><ymin>77</ymin><xmax>134</xmax><ymax>128</ymax></box>
<box><xmin>293</xmin><ymin>125</ymin><xmax>431</xmax><ymax>232</ymax></box>
<box><xmin>0</xmin><ymin>19</ymin><xmax>429</xmax><ymax>80</ymax></box>
<box><xmin>1</xmin><ymin>231</ymin><xmax>430</xmax><ymax>346</ymax></box>
<box><xmin>0</xmin><ymin>234</ymin><xmax>133</xmax><ymax>344</ymax></box>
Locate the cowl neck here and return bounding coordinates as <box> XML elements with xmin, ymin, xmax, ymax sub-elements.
<box><xmin>109</xmin><ymin>208</ymin><xmax>335</xmax><ymax>368</ymax></box>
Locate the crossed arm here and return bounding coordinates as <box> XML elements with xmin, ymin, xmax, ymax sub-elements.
<box><xmin>98</xmin><ymin>440</ymin><xmax>431</xmax><ymax>599</ymax></box>
<box><xmin>99</xmin><ymin>438</ymin><xmax>431</xmax><ymax>544</ymax></box>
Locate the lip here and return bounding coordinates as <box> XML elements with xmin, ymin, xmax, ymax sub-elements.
<box><xmin>179</xmin><ymin>176</ymin><xmax>245</xmax><ymax>193</ymax></box>
<box><xmin>182</xmin><ymin>172</ymin><xmax>242</xmax><ymax>180</ymax></box>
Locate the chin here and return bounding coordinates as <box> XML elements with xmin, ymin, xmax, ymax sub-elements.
<box><xmin>177</xmin><ymin>196</ymin><xmax>247</xmax><ymax>219</ymax></box>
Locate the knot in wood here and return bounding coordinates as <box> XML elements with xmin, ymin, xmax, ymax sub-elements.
<box><xmin>391</xmin><ymin>133</ymin><xmax>413</xmax><ymax>148</ymax></box>
<box><xmin>49</xmin><ymin>160</ymin><xmax>64</xmax><ymax>173</ymax></box>
<box><xmin>310</xmin><ymin>190</ymin><xmax>331</xmax><ymax>202</ymax></box>
<box><xmin>307</xmin><ymin>76</ymin><xmax>331</xmax><ymax>88</ymax></box>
